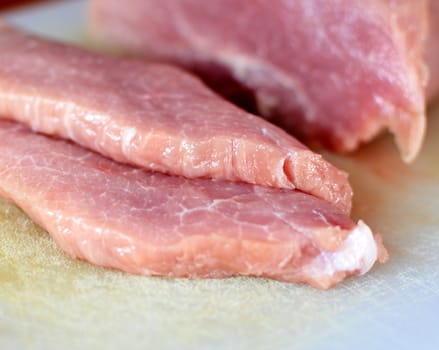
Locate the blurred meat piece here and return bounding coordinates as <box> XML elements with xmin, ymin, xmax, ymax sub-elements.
<box><xmin>427</xmin><ymin>0</ymin><xmax>439</xmax><ymax>101</ymax></box>
<box><xmin>89</xmin><ymin>0</ymin><xmax>428</xmax><ymax>162</ymax></box>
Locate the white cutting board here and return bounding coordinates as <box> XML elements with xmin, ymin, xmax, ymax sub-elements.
<box><xmin>1</xmin><ymin>1</ymin><xmax>439</xmax><ymax>349</ymax></box>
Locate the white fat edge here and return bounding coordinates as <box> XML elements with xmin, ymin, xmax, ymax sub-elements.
<box><xmin>29</xmin><ymin>96</ymin><xmax>42</xmax><ymax>131</ymax></box>
<box><xmin>60</xmin><ymin>101</ymin><xmax>77</xmax><ymax>140</ymax></box>
<box><xmin>213</xmin><ymin>51</ymin><xmax>318</xmax><ymax>121</ymax></box>
<box><xmin>121</xmin><ymin>127</ymin><xmax>137</xmax><ymax>158</ymax></box>
<box><xmin>306</xmin><ymin>220</ymin><xmax>378</xmax><ymax>278</ymax></box>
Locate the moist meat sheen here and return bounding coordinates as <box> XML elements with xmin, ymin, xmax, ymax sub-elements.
<box><xmin>89</xmin><ymin>0</ymin><xmax>428</xmax><ymax>162</ymax></box>
<box><xmin>0</xmin><ymin>121</ymin><xmax>385</xmax><ymax>289</ymax></box>
<box><xmin>0</xmin><ymin>24</ymin><xmax>352</xmax><ymax>213</ymax></box>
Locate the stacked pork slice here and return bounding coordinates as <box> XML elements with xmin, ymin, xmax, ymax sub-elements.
<box><xmin>0</xmin><ymin>24</ymin><xmax>388</xmax><ymax>289</ymax></box>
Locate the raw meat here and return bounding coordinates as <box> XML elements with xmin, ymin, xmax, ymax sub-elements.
<box><xmin>89</xmin><ymin>0</ymin><xmax>428</xmax><ymax>162</ymax></box>
<box><xmin>0</xmin><ymin>120</ymin><xmax>386</xmax><ymax>289</ymax></box>
<box><xmin>427</xmin><ymin>0</ymin><xmax>439</xmax><ymax>101</ymax></box>
<box><xmin>0</xmin><ymin>24</ymin><xmax>352</xmax><ymax>213</ymax></box>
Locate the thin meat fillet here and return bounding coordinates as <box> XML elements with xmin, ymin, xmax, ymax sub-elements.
<box><xmin>0</xmin><ymin>120</ymin><xmax>386</xmax><ymax>289</ymax></box>
<box><xmin>89</xmin><ymin>0</ymin><xmax>428</xmax><ymax>162</ymax></box>
<box><xmin>0</xmin><ymin>24</ymin><xmax>351</xmax><ymax>214</ymax></box>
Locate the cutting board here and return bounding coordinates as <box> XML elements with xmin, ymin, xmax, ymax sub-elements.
<box><xmin>1</xmin><ymin>1</ymin><xmax>439</xmax><ymax>349</ymax></box>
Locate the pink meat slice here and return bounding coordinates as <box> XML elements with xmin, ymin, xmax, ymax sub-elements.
<box><xmin>0</xmin><ymin>120</ymin><xmax>385</xmax><ymax>289</ymax></box>
<box><xmin>0</xmin><ymin>24</ymin><xmax>351</xmax><ymax>214</ymax></box>
<box><xmin>89</xmin><ymin>0</ymin><xmax>428</xmax><ymax>162</ymax></box>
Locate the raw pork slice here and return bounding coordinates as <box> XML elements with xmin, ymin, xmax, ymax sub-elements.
<box><xmin>0</xmin><ymin>120</ymin><xmax>386</xmax><ymax>289</ymax></box>
<box><xmin>0</xmin><ymin>24</ymin><xmax>351</xmax><ymax>213</ymax></box>
<box><xmin>89</xmin><ymin>0</ymin><xmax>428</xmax><ymax>162</ymax></box>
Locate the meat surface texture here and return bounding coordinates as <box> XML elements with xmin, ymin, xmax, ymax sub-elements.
<box><xmin>89</xmin><ymin>0</ymin><xmax>428</xmax><ymax>162</ymax></box>
<box><xmin>0</xmin><ymin>120</ymin><xmax>385</xmax><ymax>289</ymax></box>
<box><xmin>0</xmin><ymin>24</ymin><xmax>352</xmax><ymax>214</ymax></box>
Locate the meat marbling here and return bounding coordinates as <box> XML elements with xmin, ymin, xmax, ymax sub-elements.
<box><xmin>0</xmin><ymin>120</ymin><xmax>385</xmax><ymax>289</ymax></box>
<box><xmin>0</xmin><ymin>24</ymin><xmax>352</xmax><ymax>213</ymax></box>
<box><xmin>89</xmin><ymin>0</ymin><xmax>428</xmax><ymax>162</ymax></box>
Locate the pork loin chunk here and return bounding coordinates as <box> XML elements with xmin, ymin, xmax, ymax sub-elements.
<box><xmin>89</xmin><ymin>0</ymin><xmax>429</xmax><ymax>162</ymax></box>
